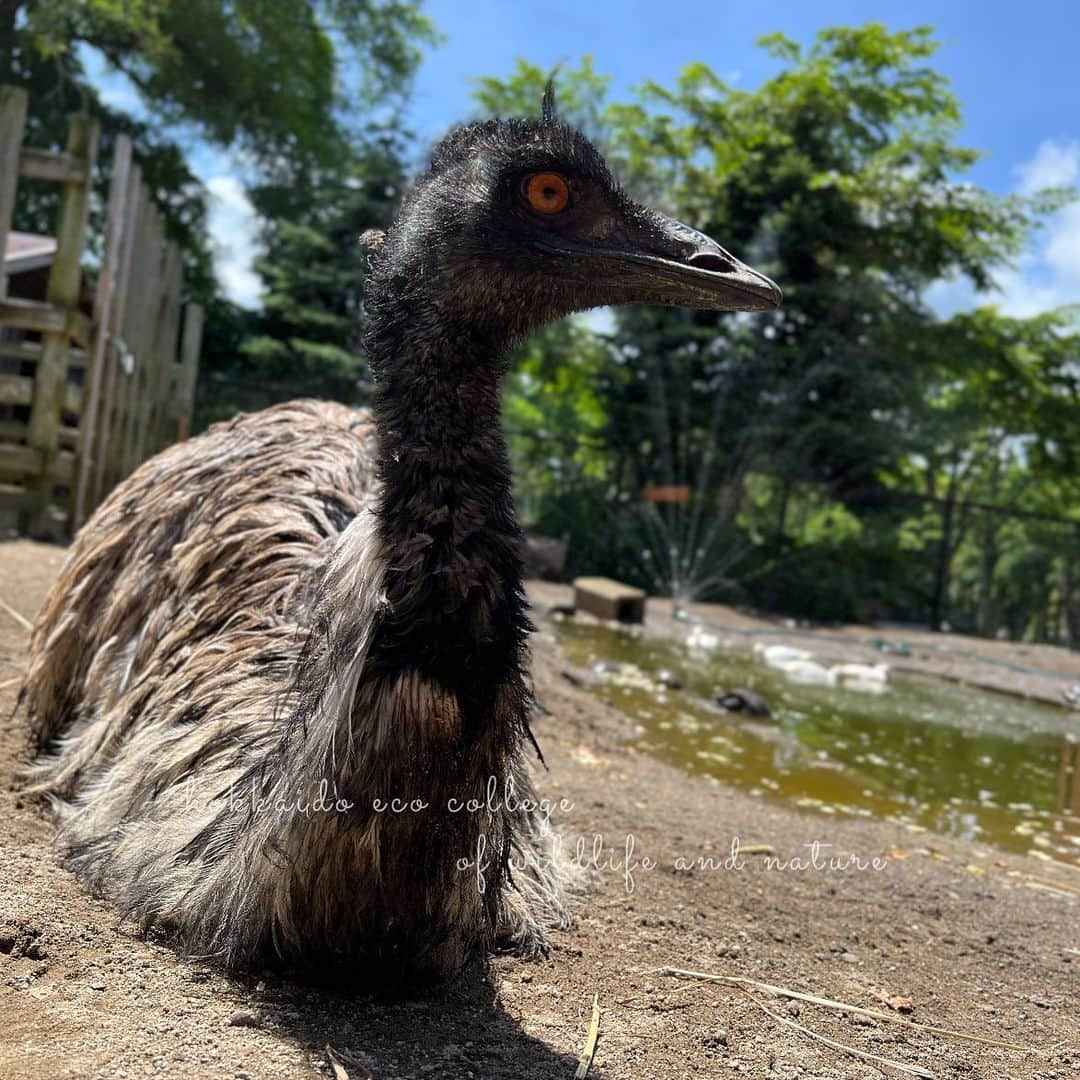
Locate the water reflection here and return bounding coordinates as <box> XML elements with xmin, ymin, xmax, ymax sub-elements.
<box><xmin>1058</xmin><ymin>738</ymin><xmax>1080</xmax><ymax>820</ymax></box>
<box><xmin>552</xmin><ymin>620</ymin><xmax>1079</xmax><ymax>866</ymax></box>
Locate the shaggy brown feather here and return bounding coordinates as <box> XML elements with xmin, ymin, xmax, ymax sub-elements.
<box><xmin>22</xmin><ymin>400</ymin><xmax>568</xmax><ymax>982</ymax></box>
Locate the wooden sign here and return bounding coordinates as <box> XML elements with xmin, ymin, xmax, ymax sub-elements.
<box><xmin>642</xmin><ymin>485</ymin><xmax>692</xmax><ymax>504</ymax></box>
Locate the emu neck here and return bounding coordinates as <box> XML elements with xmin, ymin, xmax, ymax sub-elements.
<box><xmin>367</xmin><ymin>305</ymin><xmax>527</xmax><ymax>712</ymax></box>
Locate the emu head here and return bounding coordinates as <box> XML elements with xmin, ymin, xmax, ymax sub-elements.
<box><xmin>366</xmin><ymin>87</ymin><xmax>781</xmax><ymax>343</ymax></box>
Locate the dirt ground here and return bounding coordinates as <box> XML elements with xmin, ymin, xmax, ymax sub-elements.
<box><xmin>0</xmin><ymin>538</ymin><xmax>1077</xmax><ymax>1080</ymax></box>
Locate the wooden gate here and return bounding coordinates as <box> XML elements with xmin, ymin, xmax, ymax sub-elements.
<box><xmin>0</xmin><ymin>84</ymin><xmax>204</xmax><ymax>535</ymax></box>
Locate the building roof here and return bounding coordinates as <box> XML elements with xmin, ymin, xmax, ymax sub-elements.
<box><xmin>4</xmin><ymin>231</ymin><xmax>57</xmax><ymax>275</ymax></box>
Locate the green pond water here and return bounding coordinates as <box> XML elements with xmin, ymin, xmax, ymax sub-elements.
<box><xmin>551</xmin><ymin>618</ymin><xmax>1080</xmax><ymax>867</ymax></box>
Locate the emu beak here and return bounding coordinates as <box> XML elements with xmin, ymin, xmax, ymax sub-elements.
<box><xmin>614</xmin><ymin>211</ymin><xmax>782</xmax><ymax>313</ymax></box>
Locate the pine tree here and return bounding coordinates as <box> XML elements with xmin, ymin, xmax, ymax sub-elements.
<box><xmin>237</xmin><ymin>139</ymin><xmax>406</xmax><ymax>403</ymax></box>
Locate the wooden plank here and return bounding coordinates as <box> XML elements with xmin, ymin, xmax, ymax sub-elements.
<box><xmin>0</xmin><ymin>295</ymin><xmax>65</xmax><ymax>332</ymax></box>
<box><xmin>140</xmin><ymin>235</ymin><xmax>172</xmax><ymax>457</ymax></box>
<box><xmin>0</xmin><ymin>443</ymin><xmax>42</xmax><ymax>478</ymax></box>
<box><xmin>0</xmin><ymin>483</ymin><xmax>44</xmax><ymax>513</ymax></box>
<box><xmin>125</xmin><ymin>199</ymin><xmax>162</xmax><ymax>475</ymax></box>
<box><xmin>18</xmin><ymin>146</ymin><xmax>89</xmax><ymax>185</ymax></box>
<box><xmin>148</xmin><ymin>242</ymin><xmax>183</xmax><ymax>453</ymax></box>
<box><xmin>0</xmin><ymin>447</ymin><xmax>75</xmax><ymax>484</ymax></box>
<box><xmin>0</xmin><ymin>339</ymin><xmax>84</xmax><ymax>368</ymax></box>
<box><xmin>0</xmin><ymin>380</ymin><xmax>71</xmax><ymax>423</ymax></box>
<box><xmin>107</xmin><ymin>177</ymin><xmax>149</xmax><ymax>495</ymax></box>
<box><xmin>0</xmin><ymin>419</ymin><xmax>28</xmax><ymax>441</ymax></box>
<box><xmin>117</xmin><ymin>196</ymin><xmax>148</xmax><ymax>480</ymax></box>
<box><xmin>24</xmin><ymin>112</ymin><xmax>98</xmax><ymax>528</ymax></box>
<box><xmin>55</xmin><ymin>449</ymin><xmax>75</xmax><ymax>484</ymax></box>
<box><xmin>573</xmin><ymin>576</ymin><xmax>647</xmax><ymax>623</ymax></box>
<box><xmin>171</xmin><ymin>302</ymin><xmax>204</xmax><ymax>440</ymax></box>
<box><xmin>0</xmin><ymin>338</ymin><xmax>41</xmax><ymax>364</ymax></box>
<box><xmin>0</xmin><ymin>296</ymin><xmax>91</xmax><ymax>344</ymax></box>
<box><xmin>91</xmin><ymin>161</ymin><xmax>140</xmax><ymax>509</ymax></box>
<box><xmin>73</xmin><ymin>134</ymin><xmax>131</xmax><ymax>528</ymax></box>
<box><xmin>642</xmin><ymin>485</ymin><xmax>692</xmax><ymax>504</ymax></box>
<box><xmin>0</xmin><ymin>371</ymin><xmax>33</xmax><ymax>405</ymax></box>
<box><xmin>0</xmin><ymin>85</ymin><xmax>28</xmax><ymax>299</ymax></box>
<box><xmin>114</xmin><ymin>186</ymin><xmax>152</xmax><ymax>488</ymax></box>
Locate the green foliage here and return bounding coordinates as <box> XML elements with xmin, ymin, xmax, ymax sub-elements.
<box><xmin>472</xmin><ymin>56</ymin><xmax>611</xmax><ymax>141</ymax></box>
<box><xmin>8</xmin><ymin>7</ymin><xmax>1075</xmax><ymax>643</ymax></box>
<box><xmin>2</xmin><ymin>1</ymin><xmax>434</xmax><ymax>423</ymax></box>
<box><xmin>227</xmin><ymin>134</ymin><xmax>406</xmax><ymax>406</ymax></box>
<box><xmin>475</xmin><ymin>33</ymin><xmax>1080</xmax><ymax>643</ymax></box>
<box><xmin>2</xmin><ymin>5</ymin><xmax>216</xmax><ymax>298</ymax></box>
<box><xmin>20</xmin><ymin>0</ymin><xmax>438</xmax><ymax>178</ymax></box>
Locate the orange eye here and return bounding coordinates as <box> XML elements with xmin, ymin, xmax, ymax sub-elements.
<box><xmin>524</xmin><ymin>172</ymin><xmax>570</xmax><ymax>215</ymax></box>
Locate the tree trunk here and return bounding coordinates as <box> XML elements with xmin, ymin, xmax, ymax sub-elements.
<box><xmin>0</xmin><ymin>2</ymin><xmax>21</xmax><ymax>73</ymax></box>
<box><xmin>1064</xmin><ymin>554</ymin><xmax>1079</xmax><ymax>649</ymax></box>
<box><xmin>766</xmin><ymin>473</ymin><xmax>792</xmax><ymax>610</ymax></box>
<box><xmin>976</xmin><ymin>514</ymin><xmax>1000</xmax><ymax>638</ymax></box>
<box><xmin>930</xmin><ymin>477</ymin><xmax>958</xmax><ymax>633</ymax></box>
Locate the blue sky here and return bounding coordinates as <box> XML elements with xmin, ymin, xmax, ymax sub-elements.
<box><xmin>86</xmin><ymin>1</ymin><xmax>1080</xmax><ymax>315</ymax></box>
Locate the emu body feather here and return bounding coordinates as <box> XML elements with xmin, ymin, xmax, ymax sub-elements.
<box><xmin>23</xmin><ymin>401</ymin><xmax>567</xmax><ymax>982</ymax></box>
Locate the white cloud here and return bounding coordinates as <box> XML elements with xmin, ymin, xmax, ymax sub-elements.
<box><xmin>205</xmin><ymin>176</ymin><xmax>262</xmax><ymax>309</ymax></box>
<box><xmin>928</xmin><ymin>139</ymin><xmax>1080</xmax><ymax>319</ymax></box>
<box><xmin>1044</xmin><ymin>201</ymin><xmax>1080</xmax><ymax>280</ymax></box>
<box><xmin>1015</xmin><ymin>139</ymin><xmax>1080</xmax><ymax>195</ymax></box>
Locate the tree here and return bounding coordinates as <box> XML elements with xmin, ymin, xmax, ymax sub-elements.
<box><xmin>2</xmin><ymin>4</ymin><xmax>217</xmax><ymax>298</ymax></box>
<box><xmin>2</xmin><ymin>1</ymin><xmax>439</xmax><ymax>429</ymax></box>
<box><xmin>474</xmin><ymin>34</ymin><xmax>1078</xmax><ymax>637</ymax></box>
<box><xmin>8</xmin><ymin>1</ymin><xmax>437</xmax><ymax>182</ymax></box>
<box><xmin>603</xmin><ymin>25</ymin><xmax>1056</xmax><ymax>502</ymax></box>
<box><xmin>235</xmin><ymin>136</ymin><xmax>407</xmax><ymax>407</ymax></box>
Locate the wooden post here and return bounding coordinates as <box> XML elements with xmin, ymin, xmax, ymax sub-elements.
<box><xmin>159</xmin><ymin>245</ymin><xmax>184</xmax><ymax>449</ymax></box>
<box><xmin>173</xmin><ymin>303</ymin><xmax>204</xmax><ymax>441</ymax></box>
<box><xmin>24</xmin><ymin>112</ymin><xmax>98</xmax><ymax>531</ymax></box>
<box><xmin>93</xmin><ymin>162</ymin><xmax>141</xmax><ymax>507</ymax></box>
<box><xmin>114</xmin><ymin>187</ymin><xmax>152</xmax><ymax>488</ymax></box>
<box><xmin>73</xmin><ymin>134</ymin><xmax>132</xmax><ymax>528</ymax></box>
<box><xmin>126</xmin><ymin>202</ymin><xmax>162</xmax><ymax>472</ymax></box>
<box><xmin>144</xmin><ymin>241</ymin><xmax>182</xmax><ymax>456</ymax></box>
<box><xmin>0</xmin><ymin>85</ymin><xmax>28</xmax><ymax>298</ymax></box>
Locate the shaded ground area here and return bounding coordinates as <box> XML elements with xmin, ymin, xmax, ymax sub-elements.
<box><xmin>0</xmin><ymin>539</ymin><xmax>1077</xmax><ymax>1079</ymax></box>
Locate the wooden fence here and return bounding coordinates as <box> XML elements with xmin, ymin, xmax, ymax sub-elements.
<box><xmin>0</xmin><ymin>84</ymin><xmax>203</xmax><ymax>535</ymax></box>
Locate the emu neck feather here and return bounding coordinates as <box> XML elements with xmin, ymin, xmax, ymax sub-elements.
<box><xmin>367</xmin><ymin>320</ymin><xmax>527</xmax><ymax>724</ymax></box>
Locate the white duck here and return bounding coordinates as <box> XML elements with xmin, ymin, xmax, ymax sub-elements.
<box><xmin>831</xmin><ymin>662</ymin><xmax>890</xmax><ymax>684</ymax></box>
<box><xmin>754</xmin><ymin>642</ymin><xmax>814</xmax><ymax>668</ymax></box>
<box><xmin>776</xmin><ymin>658</ymin><xmax>837</xmax><ymax>686</ymax></box>
<box><xmin>687</xmin><ymin>625</ymin><xmax>721</xmax><ymax>650</ymax></box>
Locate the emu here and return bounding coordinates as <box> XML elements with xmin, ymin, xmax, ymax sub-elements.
<box><xmin>19</xmin><ymin>92</ymin><xmax>780</xmax><ymax>986</ymax></box>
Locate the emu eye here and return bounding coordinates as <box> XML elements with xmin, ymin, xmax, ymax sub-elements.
<box><xmin>523</xmin><ymin>172</ymin><xmax>570</xmax><ymax>215</ymax></box>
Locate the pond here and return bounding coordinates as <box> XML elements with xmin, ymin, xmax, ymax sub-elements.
<box><xmin>551</xmin><ymin>618</ymin><xmax>1080</xmax><ymax>867</ymax></box>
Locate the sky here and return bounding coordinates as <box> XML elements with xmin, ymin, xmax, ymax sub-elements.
<box><xmin>85</xmin><ymin>0</ymin><xmax>1080</xmax><ymax>315</ymax></box>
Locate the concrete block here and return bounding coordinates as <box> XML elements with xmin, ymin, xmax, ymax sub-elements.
<box><xmin>573</xmin><ymin>576</ymin><xmax>646</xmax><ymax>623</ymax></box>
